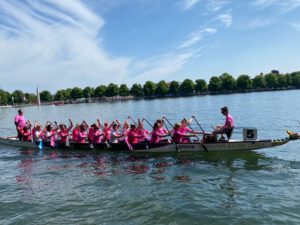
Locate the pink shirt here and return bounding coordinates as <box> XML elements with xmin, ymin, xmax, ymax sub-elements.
<box><xmin>72</xmin><ymin>129</ymin><xmax>79</xmax><ymax>141</ymax></box>
<box><xmin>88</xmin><ymin>127</ymin><xmax>94</xmax><ymax>141</ymax></box>
<box><xmin>173</xmin><ymin>130</ymin><xmax>185</xmax><ymax>143</ymax></box>
<box><xmin>78</xmin><ymin>131</ymin><xmax>87</xmax><ymax>143</ymax></box>
<box><xmin>179</xmin><ymin>127</ymin><xmax>192</xmax><ymax>134</ymax></box>
<box><xmin>59</xmin><ymin>130</ymin><xmax>69</xmax><ymax>143</ymax></box>
<box><xmin>158</xmin><ymin>127</ymin><xmax>168</xmax><ymax>135</ymax></box>
<box><xmin>15</xmin><ymin>115</ymin><xmax>26</xmax><ymax>129</ymax></box>
<box><xmin>150</xmin><ymin>130</ymin><xmax>161</xmax><ymax>143</ymax></box>
<box><xmin>93</xmin><ymin>129</ymin><xmax>102</xmax><ymax>144</ymax></box>
<box><xmin>224</xmin><ymin>114</ymin><xmax>234</xmax><ymax>129</ymax></box>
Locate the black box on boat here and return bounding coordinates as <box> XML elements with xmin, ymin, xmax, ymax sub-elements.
<box><xmin>203</xmin><ymin>134</ymin><xmax>217</xmax><ymax>143</ymax></box>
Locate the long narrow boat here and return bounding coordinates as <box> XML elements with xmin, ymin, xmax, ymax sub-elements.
<box><xmin>0</xmin><ymin>136</ymin><xmax>291</xmax><ymax>153</ymax></box>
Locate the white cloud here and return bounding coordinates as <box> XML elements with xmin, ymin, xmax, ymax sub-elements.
<box><xmin>176</xmin><ymin>0</ymin><xmax>200</xmax><ymax>11</ymax></box>
<box><xmin>179</xmin><ymin>27</ymin><xmax>217</xmax><ymax>49</ymax></box>
<box><xmin>0</xmin><ymin>0</ymin><xmax>130</xmax><ymax>92</ymax></box>
<box><xmin>252</xmin><ymin>0</ymin><xmax>300</xmax><ymax>12</ymax></box>
<box><xmin>217</xmin><ymin>13</ymin><xmax>232</xmax><ymax>28</ymax></box>
<box><xmin>206</xmin><ymin>0</ymin><xmax>229</xmax><ymax>12</ymax></box>
<box><xmin>247</xmin><ymin>18</ymin><xmax>272</xmax><ymax>28</ymax></box>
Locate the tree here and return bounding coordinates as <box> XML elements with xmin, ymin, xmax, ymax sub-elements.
<box><xmin>143</xmin><ymin>81</ymin><xmax>156</xmax><ymax>97</ymax></box>
<box><xmin>94</xmin><ymin>85</ymin><xmax>107</xmax><ymax>98</ymax></box>
<box><xmin>40</xmin><ymin>90</ymin><xmax>52</xmax><ymax>102</ymax></box>
<box><xmin>252</xmin><ymin>74</ymin><xmax>266</xmax><ymax>89</ymax></box>
<box><xmin>54</xmin><ymin>90</ymin><xmax>66</xmax><ymax>101</ymax></box>
<box><xmin>208</xmin><ymin>76</ymin><xmax>222</xmax><ymax>92</ymax></box>
<box><xmin>219</xmin><ymin>73</ymin><xmax>235</xmax><ymax>91</ymax></box>
<box><xmin>264</xmin><ymin>73</ymin><xmax>278</xmax><ymax>88</ymax></box>
<box><xmin>195</xmin><ymin>79</ymin><xmax>207</xmax><ymax>93</ymax></box>
<box><xmin>83</xmin><ymin>87</ymin><xmax>95</xmax><ymax>98</ymax></box>
<box><xmin>64</xmin><ymin>88</ymin><xmax>72</xmax><ymax>100</ymax></box>
<box><xmin>12</xmin><ymin>90</ymin><xmax>24</xmax><ymax>104</ymax></box>
<box><xmin>71</xmin><ymin>87</ymin><xmax>83</xmax><ymax>100</ymax></box>
<box><xmin>155</xmin><ymin>80</ymin><xmax>169</xmax><ymax>96</ymax></box>
<box><xmin>24</xmin><ymin>93</ymin><xmax>36</xmax><ymax>104</ymax></box>
<box><xmin>119</xmin><ymin>84</ymin><xmax>130</xmax><ymax>97</ymax></box>
<box><xmin>292</xmin><ymin>74</ymin><xmax>300</xmax><ymax>87</ymax></box>
<box><xmin>276</xmin><ymin>74</ymin><xmax>288</xmax><ymax>88</ymax></box>
<box><xmin>130</xmin><ymin>83</ymin><xmax>144</xmax><ymax>97</ymax></box>
<box><xmin>105</xmin><ymin>83</ymin><xmax>119</xmax><ymax>97</ymax></box>
<box><xmin>236</xmin><ymin>75</ymin><xmax>252</xmax><ymax>90</ymax></box>
<box><xmin>0</xmin><ymin>89</ymin><xmax>11</xmax><ymax>105</ymax></box>
<box><xmin>169</xmin><ymin>81</ymin><xmax>180</xmax><ymax>96</ymax></box>
<box><xmin>180</xmin><ymin>79</ymin><xmax>195</xmax><ymax>95</ymax></box>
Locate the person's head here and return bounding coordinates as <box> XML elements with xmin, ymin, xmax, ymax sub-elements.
<box><xmin>35</xmin><ymin>124</ymin><xmax>41</xmax><ymax>131</ymax></box>
<box><xmin>80</xmin><ymin>124</ymin><xmax>86</xmax><ymax>131</ymax></box>
<box><xmin>174</xmin><ymin>123</ymin><xmax>181</xmax><ymax>131</ymax></box>
<box><xmin>130</xmin><ymin>124</ymin><xmax>136</xmax><ymax>130</ymax></box>
<box><xmin>46</xmin><ymin>124</ymin><xmax>52</xmax><ymax>132</ymax></box>
<box><xmin>153</xmin><ymin>122</ymin><xmax>160</xmax><ymax>131</ymax></box>
<box><xmin>18</xmin><ymin>109</ymin><xmax>24</xmax><ymax>115</ymax></box>
<box><xmin>104</xmin><ymin>122</ymin><xmax>109</xmax><ymax>128</ymax></box>
<box><xmin>181</xmin><ymin>118</ymin><xmax>188</xmax><ymax>127</ymax></box>
<box><xmin>94</xmin><ymin>123</ymin><xmax>100</xmax><ymax>130</ymax></box>
<box><xmin>113</xmin><ymin>123</ymin><xmax>118</xmax><ymax>130</ymax></box>
<box><xmin>23</xmin><ymin>126</ymin><xmax>28</xmax><ymax>132</ymax></box>
<box><xmin>59</xmin><ymin>124</ymin><xmax>67</xmax><ymax>131</ymax></box>
<box><xmin>221</xmin><ymin>106</ymin><xmax>228</xmax><ymax>116</ymax></box>
<box><xmin>156</xmin><ymin>119</ymin><xmax>163</xmax><ymax>128</ymax></box>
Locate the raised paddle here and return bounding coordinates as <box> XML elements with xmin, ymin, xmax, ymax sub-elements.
<box><xmin>142</xmin><ymin>118</ymin><xmax>153</xmax><ymax>129</ymax></box>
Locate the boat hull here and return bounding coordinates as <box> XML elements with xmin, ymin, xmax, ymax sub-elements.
<box><xmin>0</xmin><ymin>137</ymin><xmax>290</xmax><ymax>153</ymax></box>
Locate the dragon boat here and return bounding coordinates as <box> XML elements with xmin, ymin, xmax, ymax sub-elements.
<box><xmin>0</xmin><ymin>133</ymin><xmax>291</xmax><ymax>153</ymax></box>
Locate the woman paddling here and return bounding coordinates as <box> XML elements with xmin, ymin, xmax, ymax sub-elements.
<box><xmin>58</xmin><ymin>119</ymin><xmax>73</xmax><ymax>148</ymax></box>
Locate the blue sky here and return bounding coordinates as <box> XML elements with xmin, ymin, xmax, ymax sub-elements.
<box><xmin>0</xmin><ymin>0</ymin><xmax>300</xmax><ymax>92</ymax></box>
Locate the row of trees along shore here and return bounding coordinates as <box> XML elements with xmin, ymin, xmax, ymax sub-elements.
<box><xmin>1</xmin><ymin>70</ymin><xmax>300</xmax><ymax>105</ymax></box>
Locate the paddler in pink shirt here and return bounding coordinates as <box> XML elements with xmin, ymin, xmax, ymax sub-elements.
<box><xmin>58</xmin><ymin>119</ymin><xmax>73</xmax><ymax>147</ymax></box>
<box><xmin>213</xmin><ymin>106</ymin><xmax>234</xmax><ymax>140</ymax></box>
<box><xmin>14</xmin><ymin>109</ymin><xmax>28</xmax><ymax>140</ymax></box>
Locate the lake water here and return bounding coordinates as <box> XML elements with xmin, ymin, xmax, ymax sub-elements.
<box><xmin>1</xmin><ymin>90</ymin><xmax>300</xmax><ymax>224</ymax></box>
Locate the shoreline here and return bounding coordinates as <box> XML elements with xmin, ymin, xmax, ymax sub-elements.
<box><xmin>3</xmin><ymin>87</ymin><xmax>298</xmax><ymax>108</ymax></box>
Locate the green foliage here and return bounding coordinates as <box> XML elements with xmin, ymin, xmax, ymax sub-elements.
<box><xmin>54</xmin><ymin>90</ymin><xmax>66</xmax><ymax>101</ymax></box>
<box><xmin>143</xmin><ymin>81</ymin><xmax>156</xmax><ymax>97</ymax></box>
<box><xmin>236</xmin><ymin>75</ymin><xmax>252</xmax><ymax>90</ymax></box>
<box><xmin>40</xmin><ymin>90</ymin><xmax>52</xmax><ymax>102</ymax></box>
<box><xmin>83</xmin><ymin>87</ymin><xmax>95</xmax><ymax>98</ymax></box>
<box><xmin>195</xmin><ymin>79</ymin><xmax>207</xmax><ymax>93</ymax></box>
<box><xmin>291</xmin><ymin>73</ymin><xmax>300</xmax><ymax>87</ymax></box>
<box><xmin>71</xmin><ymin>87</ymin><xmax>83</xmax><ymax>100</ymax></box>
<box><xmin>180</xmin><ymin>79</ymin><xmax>195</xmax><ymax>95</ymax></box>
<box><xmin>219</xmin><ymin>73</ymin><xmax>235</xmax><ymax>91</ymax></box>
<box><xmin>155</xmin><ymin>80</ymin><xmax>169</xmax><ymax>96</ymax></box>
<box><xmin>105</xmin><ymin>83</ymin><xmax>119</xmax><ymax>97</ymax></box>
<box><xmin>94</xmin><ymin>85</ymin><xmax>107</xmax><ymax>98</ymax></box>
<box><xmin>119</xmin><ymin>84</ymin><xmax>130</xmax><ymax>97</ymax></box>
<box><xmin>130</xmin><ymin>83</ymin><xmax>144</xmax><ymax>97</ymax></box>
<box><xmin>252</xmin><ymin>75</ymin><xmax>266</xmax><ymax>89</ymax></box>
<box><xmin>264</xmin><ymin>73</ymin><xmax>278</xmax><ymax>88</ymax></box>
<box><xmin>12</xmin><ymin>90</ymin><xmax>24</xmax><ymax>104</ymax></box>
<box><xmin>276</xmin><ymin>74</ymin><xmax>288</xmax><ymax>88</ymax></box>
<box><xmin>0</xmin><ymin>89</ymin><xmax>11</xmax><ymax>105</ymax></box>
<box><xmin>169</xmin><ymin>81</ymin><xmax>180</xmax><ymax>95</ymax></box>
<box><xmin>208</xmin><ymin>76</ymin><xmax>222</xmax><ymax>92</ymax></box>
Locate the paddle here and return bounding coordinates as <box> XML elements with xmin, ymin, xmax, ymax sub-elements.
<box><xmin>185</xmin><ymin>117</ymin><xmax>208</xmax><ymax>152</ymax></box>
<box><xmin>142</xmin><ymin>118</ymin><xmax>153</xmax><ymax>129</ymax></box>
<box><xmin>128</xmin><ymin>116</ymin><xmax>137</xmax><ymax>125</ymax></box>
<box><xmin>162</xmin><ymin>116</ymin><xmax>179</xmax><ymax>151</ymax></box>
<box><xmin>191</xmin><ymin>115</ymin><xmax>206</xmax><ymax>134</ymax></box>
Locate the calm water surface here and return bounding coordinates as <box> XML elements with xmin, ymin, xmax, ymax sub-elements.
<box><xmin>1</xmin><ymin>90</ymin><xmax>300</xmax><ymax>225</ymax></box>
